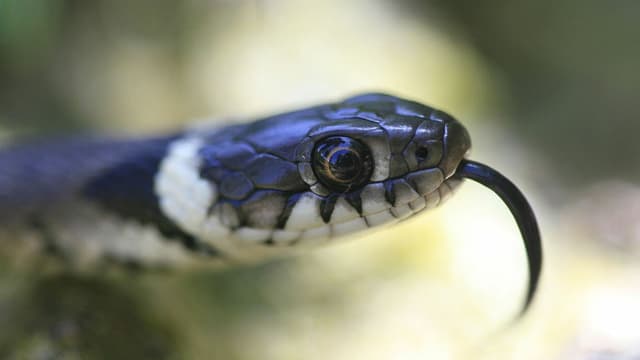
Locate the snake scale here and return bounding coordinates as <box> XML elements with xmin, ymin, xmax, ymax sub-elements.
<box><xmin>0</xmin><ymin>93</ymin><xmax>542</xmax><ymax>315</ymax></box>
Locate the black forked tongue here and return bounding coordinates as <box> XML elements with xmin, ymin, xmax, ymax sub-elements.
<box><xmin>455</xmin><ymin>159</ymin><xmax>542</xmax><ymax>318</ymax></box>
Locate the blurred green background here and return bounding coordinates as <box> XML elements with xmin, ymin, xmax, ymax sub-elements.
<box><xmin>1</xmin><ymin>0</ymin><xmax>639</xmax><ymax>359</ymax></box>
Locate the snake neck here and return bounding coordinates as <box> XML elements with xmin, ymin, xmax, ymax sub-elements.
<box><xmin>0</xmin><ymin>136</ymin><xmax>169</xmax><ymax>216</ymax></box>
<box><xmin>0</xmin><ymin>135</ymin><xmax>220</xmax><ymax>267</ymax></box>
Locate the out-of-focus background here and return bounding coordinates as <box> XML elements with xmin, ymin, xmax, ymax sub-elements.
<box><xmin>1</xmin><ymin>0</ymin><xmax>639</xmax><ymax>359</ymax></box>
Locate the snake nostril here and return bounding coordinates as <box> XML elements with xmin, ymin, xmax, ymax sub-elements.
<box><xmin>415</xmin><ymin>147</ymin><xmax>429</xmax><ymax>163</ymax></box>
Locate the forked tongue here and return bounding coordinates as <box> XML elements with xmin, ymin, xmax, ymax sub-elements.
<box><xmin>455</xmin><ymin>159</ymin><xmax>542</xmax><ymax>318</ymax></box>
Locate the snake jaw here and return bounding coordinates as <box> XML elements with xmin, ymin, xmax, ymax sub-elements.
<box><xmin>454</xmin><ymin>159</ymin><xmax>543</xmax><ymax>317</ymax></box>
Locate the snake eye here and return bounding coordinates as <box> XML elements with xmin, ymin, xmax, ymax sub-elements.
<box><xmin>312</xmin><ymin>136</ymin><xmax>374</xmax><ymax>192</ymax></box>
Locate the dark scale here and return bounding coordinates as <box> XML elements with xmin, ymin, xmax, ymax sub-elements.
<box><xmin>319</xmin><ymin>195</ymin><xmax>339</xmax><ymax>224</ymax></box>
<box><xmin>383</xmin><ymin>181</ymin><xmax>396</xmax><ymax>206</ymax></box>
<box><xmin>276</xmin><ymin>193</ymin><xmax>302</xmax><ymax>230</ymax></box>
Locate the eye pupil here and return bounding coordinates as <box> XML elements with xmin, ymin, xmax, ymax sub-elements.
<box><xmin>313</xmin><ymin>136</ymin><xmax>373</xmax><ymax>192</ymax></box>
<box><xmin>329</xmin><ymin>149</ymin><xmax>360</xmax><ymax>180</ymax></box>
<box><xmin>329</xmin><ymin>150</ymin><xmax>361</xmax><ymax>174</ymax></box>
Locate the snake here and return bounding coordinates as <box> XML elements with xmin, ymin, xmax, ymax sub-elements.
<box><xmin>0</xmin><ymin>93</ymin><xmax>542</xmax><ymax>315</ymax></box>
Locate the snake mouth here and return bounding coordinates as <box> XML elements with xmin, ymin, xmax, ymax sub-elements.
<box><xmin>454</xmin><ymin>159</ymin><xmax>542</xmax><ymax>317</ymax></box>
<box><xmin>269</xmin><ymin>167</ymin><xmax>461</xmax><ymax>247</ymax></box>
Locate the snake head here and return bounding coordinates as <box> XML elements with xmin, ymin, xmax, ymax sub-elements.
<box><xmin>168</xmin><ymin>93</ymin><xmax>473</xmax><ymax>249</ymax></box>
<box><xmin>157</xmin><ymin>93</ymin><xmax>541</xmax><ymax>316</ymax></box>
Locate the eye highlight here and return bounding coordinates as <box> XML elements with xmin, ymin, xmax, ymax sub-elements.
<box><xmin>312</xmin><ymin>136</ymin><xmax>373</xmax><ymax>192</ymax></box>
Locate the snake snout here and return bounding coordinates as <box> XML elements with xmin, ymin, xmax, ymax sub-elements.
<box><xmin>439</xmin><ymin>115</ymin><xmax>471</xmax><ymax>178</ymax></box>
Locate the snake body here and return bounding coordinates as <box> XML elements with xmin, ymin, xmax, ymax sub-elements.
<box><xmin>0</xmin><ymin>93</ymin><xmax>541</xmax><ymax>313</ymax></box>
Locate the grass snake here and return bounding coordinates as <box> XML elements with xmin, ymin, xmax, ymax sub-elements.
<box><xmin>0</xmin><ymin>93</ymin><xmax>542</xmax><ymax>316</ymax></box>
